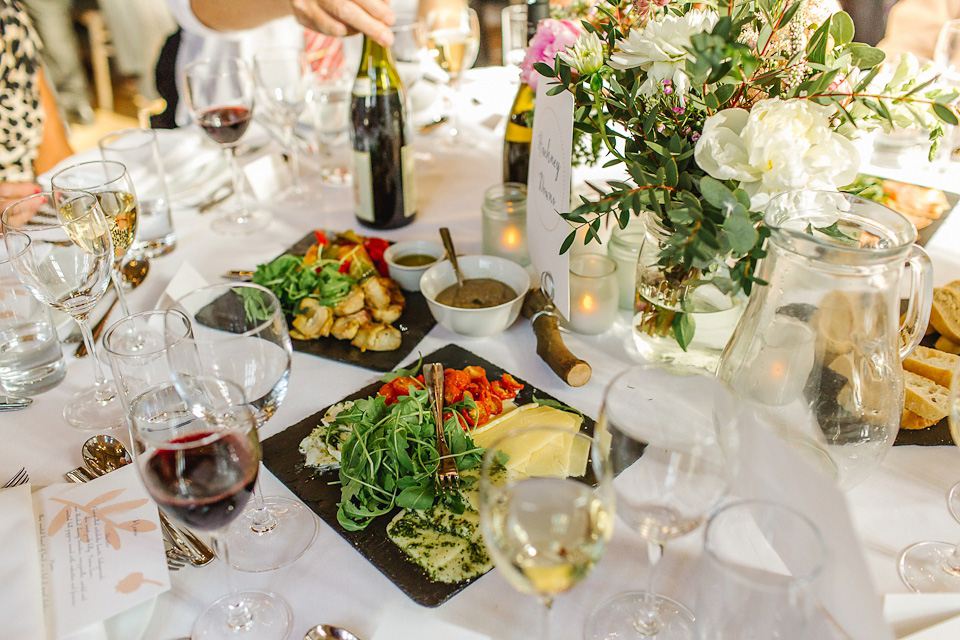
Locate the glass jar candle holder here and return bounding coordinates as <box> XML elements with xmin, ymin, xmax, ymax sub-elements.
<box><xmin>607</xmin><ymin>221</ymin><xmax>646</xmax><ymax>310</ymax></box>
<box><xmin>569</xmin><ymin>253</ymin><xmax>618</xmax><ymax>335</ymax></box>
<box><xmin>482</xmin><ymin>182</ymin><xmax>530</xmax><ymax>266</ymax></box>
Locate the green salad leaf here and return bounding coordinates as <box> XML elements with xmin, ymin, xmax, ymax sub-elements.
<box><xmin>250</xmin><ymin>254</ymin><xmax>356</xmax><ymax>318</ymax></box>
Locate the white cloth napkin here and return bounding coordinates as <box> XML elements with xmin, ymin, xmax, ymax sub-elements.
<box><xmin>371</xmin><ymin>604</ymin><xmax>491</xmax><ymax>640</ymax></box>
<box><xmin>0</xmin><ymin>484</ymin><xmax>46</xmax><ymax>640</ymax></box>
<box><xmin>884</xmin><ymin>593</ymin><xmax>960</xmax><ymax>639</ymax></box>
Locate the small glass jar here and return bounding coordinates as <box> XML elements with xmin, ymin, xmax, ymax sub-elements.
<box><xmin>569</xmin><ymin>253</ymin><xmax>618</xmax><ymax>335</ymax></box>
<box><xmin>607</xmin><ymin>220</ymin><xmax>646</xmax><ymax>310</ymax></box>
<box><xmin>482</xmin><ymin>182</ymin><xmax>530</xmax><ymax>266</ymax></box>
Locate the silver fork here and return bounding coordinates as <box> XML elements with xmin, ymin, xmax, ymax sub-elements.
<box><xmin>3</xmin><ymin>467</ymin><xmax>28</xmax><ymax>488</ymax></box>
<box><xmin>424</xmin><ymin>363</ymin><xmax>459</xmax><ymax>490</ymax></box>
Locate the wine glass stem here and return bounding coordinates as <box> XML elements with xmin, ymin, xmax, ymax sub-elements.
<box><xmin>540</xmin><ymin>598</ymin><xmax>554</xmax><ymax>640</ymax></box>
<box><xmin>282</xmin><ymin>123</ymin><xmax>303</xmax><ymax>193</ymax></box>
<box><xmin>110</xmin><ymin>269</ymin><xmax>132</xmax><ymax>317</ymax></box>
<box><xmin>225</xmin><ymin>147</ymin><xmax>253</xmax><ymax>224</ymax></box>
<box><xmin>76</xmin><ymin>316</ymin><xmax>114</xmax><ymax>400</ymax></box>
<box><xmin>211</xmin><ymin>532</ymin><xmax>255</xmax><ymax>629</ymax></box>
<box><xmin>248</xmin><ymin>472</ymin><xmax>279</xmax><ymax>534</ymax></box>
<box><xmin>447</xmin><ymin>78</ymin><xmax>461</xmax><ymax>138</ymax></box>
<box><xmin>636</xmin><ymin>540</ymin><xmax>666</xmax><ymax>635</ymax></box>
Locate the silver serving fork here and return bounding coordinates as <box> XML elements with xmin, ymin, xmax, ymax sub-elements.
<box><xmin>3</xmin><ymin>467</ymin><xmax>28</xmax><ymax>488</ymax></box>
<box><xmin>424</xmin><ymin>363</ymin><xmax>459</xmax><ymax>490</ymax></box>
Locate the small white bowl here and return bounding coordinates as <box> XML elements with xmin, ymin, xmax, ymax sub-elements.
<box><xmin>419</xmin><ymin>255</ymin><xmax>531</xmax><ymax>337</ymax></box>
<box><xmin>384</xmin><ymin>240</ymin><xmax>444</xmax><ymax>292</ymax></box>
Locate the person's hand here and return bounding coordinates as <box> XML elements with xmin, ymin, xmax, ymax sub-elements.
<box><xmin>0</xmin><ymin>182</ymin><xmax>43</xmax><ymax>226</ymax></box>
<box><xmin>290</xmin><ymin>0</ymin><xmax>396</xmax><ymax>46</ymax></box>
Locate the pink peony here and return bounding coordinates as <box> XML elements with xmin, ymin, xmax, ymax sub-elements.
<box><xmin>520</xmin><ymin>19</ymin><xmax>581</xmax><ymax>91</ymax></box>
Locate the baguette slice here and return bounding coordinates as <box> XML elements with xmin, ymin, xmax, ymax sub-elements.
<box><xmin>935</xmin><ymin>335</ymin><xmax>960</xmax><ymax>354</ymax></box>
<box><xmin>903</xmin><ymin>370</ymin><xmax>950</xmax><ymax>423</ymax></box>
<box><xmin>901</xmin><ymin>408</ymin><xmax>938</xmax><ymax>430</ymax></box>
<box><xmin>903</xmin><ymin>345</ymin><xmax>960</xmax><ymax>389</ymax></box>
<box><xmin>930</xmin><ymin>286</ymin><xmax>960</xmax><ymax>344</ymax></box>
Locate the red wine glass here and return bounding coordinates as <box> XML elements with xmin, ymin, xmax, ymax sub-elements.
<box><xmin>182</xmin><ymin>57</ymin><xmax>272</xmax><ymax>235</ymax></box>
<box><xmin>129</xmin><ymin>377</ymin><xmax>292</xmax><ymax>639</ymax></box>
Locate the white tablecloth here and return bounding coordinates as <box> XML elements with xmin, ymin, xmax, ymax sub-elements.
<box><xmin>4</xmin><ymin>67</ymin><xmax>960</xmax><ymax>640</ymax></box>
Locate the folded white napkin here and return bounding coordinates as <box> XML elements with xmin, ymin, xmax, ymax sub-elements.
<box><xmin>0</xmin><ymin>484</ymin><xmax>46</xmax><ymax>640</ymax></box>
<box><xmin>371</xmin><ymin>604</ymin><xmax>491</xmax><ymax>640</ymax></box>
<box><xmin>901</xmin><ymin>614</ymin><xmax>960</xmax><ymax>639</ymax></box>
<box><xmin>884</xmin><ymin>593</ymin><xmax>960</xmax><ymax>639</ymax></box>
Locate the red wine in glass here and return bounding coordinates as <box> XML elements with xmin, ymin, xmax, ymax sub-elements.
<box><xmin>145</xmin><ymin>431</ymin><xmax>259</xmax><ymax>531</ymax></box>
<box><xmin>198</xmin><ymin>106</ymin><xmax>253</xmax><ymax>145</ymax></box>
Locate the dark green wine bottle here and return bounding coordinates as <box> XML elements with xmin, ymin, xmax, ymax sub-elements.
<box><xmin>502</xmin><ymin>0</ymin><xmax>550</xmax><ymax>185</ymax></box>
<box><xmin>350</xmin><ymin>35</ymin><xmax>417</xmax><ymax>229</ymax></box>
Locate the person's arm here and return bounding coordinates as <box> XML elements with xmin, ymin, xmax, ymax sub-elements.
<box><xmin>189</xmin><ymin>0</ymin><xmax>395</xmax><ymax>45</ymax></box>
<box><xmin>33</xmin><ymin>67</ymin><xmax>73</xmax><ymax>176</ymax></box>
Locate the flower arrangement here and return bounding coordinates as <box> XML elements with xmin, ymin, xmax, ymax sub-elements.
<box><xmin>539</xmin><ymin>0</ymin><xmax>959</xmax><ymax>347</ymax></box>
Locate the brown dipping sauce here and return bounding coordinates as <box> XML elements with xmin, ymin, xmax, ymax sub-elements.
<box><xmin>394</xmin><ymin>253</ymin><xmax>437</xmax><ymax>267</ymax></box>
<box><xmin>436</xmin><ymin>278</ymin><xmax>517</xmax><ymax>309</ymax></box>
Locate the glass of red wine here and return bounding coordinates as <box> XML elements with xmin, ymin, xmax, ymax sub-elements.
<box><xmin>182</xmin><ymin>57</ymin><xmax>272</xmax><ymax>235</ymax></box>
<box><xmin>129</xmin><ymin>376</ymin><xmax>292</xmax><ymax>640</ymax></box>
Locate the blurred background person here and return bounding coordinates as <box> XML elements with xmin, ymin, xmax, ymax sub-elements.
<box><xmin>877</xmin><ymin>0</ymin><xmax>954</xmax><ymax>58</ymax></box>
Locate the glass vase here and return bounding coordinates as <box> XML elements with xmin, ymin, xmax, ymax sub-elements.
<box><xmin>632</xmin><ymin>211</ymin><xmax>744</xmax><ymax>372</ymax></box>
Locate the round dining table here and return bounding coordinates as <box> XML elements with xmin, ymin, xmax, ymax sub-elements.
<box><xmin>3</xmin><ymin>67</ymin><xmax>960</xmax><ymax>640</ymax></box>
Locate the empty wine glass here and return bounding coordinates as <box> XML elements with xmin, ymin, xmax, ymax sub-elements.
<box><xmin>425</xmin><ymin>5</ymin><xmax>480</xmax><ymax>141</ymax></box>
<box><xmin>183</xmin><ymin>56</ymin><xmax>272</xmax><ymax>235</ymax></box>
<box><xmin>1</xmin><ymin>191</ymin><xmax>125</xmax><ymax>430</ymax></box>
<box><xmin>129</xmin><ymin>377</ymin><xmax>292</xmax><ymax>639</ymax></box>
<box><xmin>587</xmin><ymin>364</ymin><xmax>739</xmax><ymax>640</ymax></box>
<box><xmin>165</xmin><ymin>283</ymin><xmax>317</xmax><ymax>572</ymax></box>
<box><xmin>480</xmin><ymin>425</ymin><xmax>615</xmax><ymax>639</ymax></box>
<box><xmin>50</xmin><ymin>160</ymin><xmax>140</xmax><ymax>319</ymax></box>
<box><xmin>897</xmin><ymin>371</ymin><xmax>960</xmax><ymax>592</ymax></box>
<box><xmin>253</xmin><ymin>46</ymin><xmax>315</xmax><ymax>197</ymax></box>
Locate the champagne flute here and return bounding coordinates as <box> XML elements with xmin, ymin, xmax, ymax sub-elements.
<box><xmin>129</xmin><ymin>377</ymin><xmax>292</xmax><ymax>639</ymax></box>
<box><xmin>480</xmin><ymin>425</ymin><xmax>615</xmax><ymax>639</ymax></box>
<box><xmin>897</xmin><ymin>371</ymin><xmax>960</xmax><ymax>592</ymax></box>
<box><xmin>1</xmin><ymin>191</ymin><xmax>125</xmax><ymax>430</ymax></box>
<box><xmin>253</xmin><ymin>46</ymin><xmax>315</xmax><ymax>197</ymax></box>
<box><xmin>165</xmin><ymin>283</ymin><xmax>318</xmax><ymax>572</ymax></box>
<box><xmin>587</xmin><ymin>364</ymin><xmax>738</xmax><ymax>640</ymax></box>
<box><xmin>183</xmin><ymin>56</ymin><xmax>272</xmax><ymax>235</ymax></box>
<box><xmin>50</xmin><ymin>160</ymin><xmax>140</xmax><ymax>319</ymax></box>
<box><xmin>425</xmin><ymin>5</ymin><xmax>480</xmax><ymax>141</ymax></box>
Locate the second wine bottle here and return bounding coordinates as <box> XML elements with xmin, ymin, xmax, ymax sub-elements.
<box><xmin>350</xmin><ymin>35</ymin><xmax>418</xmax><ymax>229</ymax></box>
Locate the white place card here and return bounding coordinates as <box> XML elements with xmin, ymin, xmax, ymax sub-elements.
<box><xmin>372</xmin><ymin>604</ymin><xmax>491</xmax><ymax>640</ymax></box>
<box><xmin>156</xmin><ymin>260</ymin><xmax>209</xmax><ymax>310</ymax></box>
<box><xmin>0</xmin><ymin>484</ymin><xmax>45</xmax><ymax>640</ymax></box>
<box><xmin>526</xmin><ymin>74</ymin><xmax>574</xmax><ymax>318</ymax></box>
<box><xmin>243</xmin><ymin>153</ymin><xmax>289</xmax><ymax>202</ymax></box>
<box><xmin>35</xmin><ymin>466</ymin><xmax>169</xmax><ymax>638</ymax></box>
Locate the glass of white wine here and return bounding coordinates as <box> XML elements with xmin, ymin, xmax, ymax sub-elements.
<box><xmin>2</xmin><ymin>191</ymin><xmax>125</xmax><ymax>430</ymax></box>
<box><xmin>50</xmin><ymin>160</ymin><xmax>140</xmax><ymax>319</ymax></box>
<box><xmin>480</xmin><ymin>425</ymin><xmax>614</xmax><ymax>639</ymax></box>
<box><xmin>425</xmin><ymin>5</ymin><xmax>480</xmax><ymax>142</ymax></box>
<box><xmin>586</xmin><ymin>363</ymin><xmax>738</xmax><ymax>640</ymax></box>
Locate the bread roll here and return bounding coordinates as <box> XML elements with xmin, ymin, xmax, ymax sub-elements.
<box><xmin>903</xmin><ymin>345</ymin><xmax>960</xmax><ymax>390</ymax></box>
<box><xmin>903</xmin><ymin>370</ymin><xmax>950</xmax><ymax>423</ymax></box>
<box><xmin>930</xmin><ymin>286</ymin><xmax>960</xmax><ymax>344</ymax></box>
<box><xmin>901</xmin><ymin>409</ymin><xmax>938</xmax><ymax>430</ymax></box>
<box><xmin>935</xmin><ymin>335</ymin><xmax>960</xmax><ymax>354</ymax></box>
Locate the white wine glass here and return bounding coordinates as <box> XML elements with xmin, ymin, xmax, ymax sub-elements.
<box><xmin>253</xmin><ymin>46</ymin><xmax>315</xmax><ymax>198</ymax></box>
<box><xmin>183</xmin><ymin>56</ymin><xmax>272</xmax><ymax>235</ymax></box>
<box><xmin>129</xmin><ymin>377</ymin><xmax>292</xmax><ymax>639</ymax></box>
<box><xmin>425</xmin><ymin>5</ymin><xmax>480</xmax><ymax>141</ymax></box>
<box><xmin>1</xmin><ymin>191</ymin><xmax>125</xmax><ymax>430</ymax></box>
<box><xmin>480</xmin><ymin>425</ymin><xmax>615</xmax><ymax>639</ymax></box>
<box><xmin>50</xmin><ymin>160</ymin><xmax>140</xmax><ymax>319</ymax></box>
<box><xmin>587</xmin><ymin>364</ymin><xmax>738</xmax><ymax>640</ymax></box>
<box><xmin>897</xmin><ymin>371</ymin><xmax>960</xmax><ymax>592</ymax></box>
<box><xmin>165</xmin><ymin>283</ymin><xmax>318</xmax><ymax>572</ymax></box>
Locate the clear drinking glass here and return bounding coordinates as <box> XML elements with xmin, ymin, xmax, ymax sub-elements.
<box><xmin>129</xmin><ymin>377</ymin><xmax>292</xmax><ymax>640</ymax></box>
<box><xmin>480</xmin><ymin>425</ymin><xmax>615</xmax><ymax>640</ymax></box>
<box><xmin>183</xmin><ymin>56</ymin><xmax>272</xmax><ymax>235</ymax></box>
<box><xmin>50</xmin><ymin>160</ymin><xmax>140</xmax><ymax>318</ymax></box>
<box><xmin>1</xmin><ymin>191</ymin><xmax>125</xmax><ymax>430</ymax></box>
<box><xmin>165</xmin><ymin>283</ymin><xmax>317</xmax><ymax>572</ymax></box>
<box><xmin>425</xmin><ymin>5</ymin><xmax>480</xmax><ymax>141</ymax></box>
<box><xmin>586</xmin><ymin>363</ymin><xmax>738</xmax><ymax>640</ymax></box>
<box><xmin>253</xmin><ymin>46</ymin><xmax>315</xmax><ymax>198</ymax></box>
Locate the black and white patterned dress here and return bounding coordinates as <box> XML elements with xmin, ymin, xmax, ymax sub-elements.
<box><xmin>0</xmin><ymin>0</ymin><xmax>43</xmax><ymax>182</ymax></box>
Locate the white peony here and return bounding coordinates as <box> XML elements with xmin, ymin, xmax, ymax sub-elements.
<box><xmin>609</xmin><ymin>10</ymin><xmax>718</xmax><ymax>96</ymax></box>
<box><xmin>560</xmin><ymin>31</ymin><xmax>605</xmax><ymax>75</ymax></box>
<box><xmin>694</xmin><ymin>99</ymin><xmax>861</xmax><ymax>208</ymax></box>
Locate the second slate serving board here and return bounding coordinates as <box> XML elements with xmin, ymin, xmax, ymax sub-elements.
<box><xmin>261</xmin><ymin>343</ymin><xmax>596</xmax><ymax>607</ymax></box>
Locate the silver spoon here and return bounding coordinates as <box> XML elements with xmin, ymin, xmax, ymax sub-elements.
<box><xmin>304</xmin><ymin>625</ymin><xmax>362</xmax><ymax>640</ymax></box>
<box><xmin>439</xmin><ymin>226</ymin><xmax>465</xmax><ymax>291</ymax></box>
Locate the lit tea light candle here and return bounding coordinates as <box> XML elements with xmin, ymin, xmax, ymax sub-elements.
<box><xmin>482</xmin><ymin>183</ymin><xmax>530</xmax><ymax>266</ymax></box>
<box><xmin>569</xmin><ymin>254</ymin><xmax>618</xmax><ymax>335</ymax></box>
<box><xmin>744</xmin><ymin>315</ymin><xmax>816</xmax><ymax>406</ymax></box>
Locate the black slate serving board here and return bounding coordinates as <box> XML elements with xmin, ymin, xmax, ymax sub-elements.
<box><xmin>261</xmin><ymin>343</ymin><xmax>596</xmax><ymax>607</ymax></box>
<box><xmin>277</xmin><ymin>232</ymin><xmax>436</xmax><ymax>372</ymax></box>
